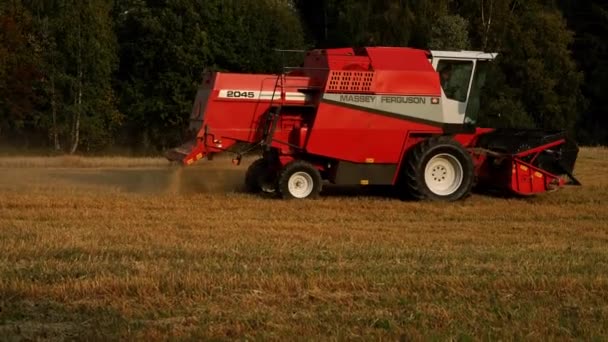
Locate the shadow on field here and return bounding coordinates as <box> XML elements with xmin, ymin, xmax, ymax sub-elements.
<box><xmin>50</xmin><ymin>167</ymin><xmax>405</xmax><ymax>198</ymax></box>
<box><xmin>320</xmin><ymin>185</ymin><xmax>515</xmax><ymax>200</ymax></box>
<box><xmin>320</xmin><ymin>184</ymin><xmax>401</xmax><ymax>199</ymax></box>
<box><xmin>40</xmin><ymin>166</ymin><xmax>517</xmax><ymax>199</ymax></box>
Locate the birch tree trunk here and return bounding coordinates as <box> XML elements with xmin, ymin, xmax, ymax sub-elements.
<box><xmin>69</xmin><ymin>72</ymin><xmax>81</xmax><ymax>154</ymax></box>
<box><xmin>69</xmin><ymin>20</ymin><xmax>82</xmax><ymax>155</ymax></box>
<box><xmin>50</xmin><ymin>75</ymin><xmax>60</xmax><ymax>151</ymax></box>
<box><xmin>481</xmin><ymin>0</ymin><xmax>494</xmax><ymax>50</ymax></box>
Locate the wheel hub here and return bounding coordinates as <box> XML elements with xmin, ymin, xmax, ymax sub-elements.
<box><xmin>288</xmin><ymin>172</ymin><xmax>314</xmax><ymax>199</ymax></box>
<box><xmin>424</xmin><ymin>154</ymin><xmax>464</xmax><ymax>196</ymax></box>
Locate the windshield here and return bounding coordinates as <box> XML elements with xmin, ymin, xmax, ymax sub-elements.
<box><xmin>465</xmin><ymin>61</ymin><xmax>489</xmax><ymax>125</ymax></box>
<box><xmin>437</xmin><ymin>60</ymin><xmax>474</xmax><ymax>103</ymax></box>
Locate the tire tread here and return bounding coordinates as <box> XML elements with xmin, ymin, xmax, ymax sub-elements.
<box><xmin>245</xmin><ymin>158</ymin><xmax>267</xmax><ymax>193</ymax></box>
<box><xmin>402</xmin><ymin>136</ymin><xmax>474</xmax><ymax>201</ymax></box>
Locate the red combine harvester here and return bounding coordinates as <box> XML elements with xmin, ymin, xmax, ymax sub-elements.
<box><xmin>166</xmin><ymin>47</ymin><xmax>580</xmax><ymax>201</ymax></box>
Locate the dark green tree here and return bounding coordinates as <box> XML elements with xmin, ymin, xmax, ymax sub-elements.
<box><xmin>22</xmin><ymin>0</ymin><xmax>121</xmax><ymax>153</ymax></box>
<box><xmin>466</xmin><ymin>1</ymin><xmax>583</xmax><ymax>133</ymax></box>
<box><xmin>0</xmin><ymin>1</ymin><xmax>43</xmax><ymax>146</ymax></box>
<box><xmin>113</xmin><ymin>0</ymin><xmax>306</xmax><ymax>152</ymax></box>
<box><xmin>295</xmin><ymin>0</ymin><xmax>457</xmax><ymax>48</ymax></box>
<box><xmin>560</xmin><ymin>0</ymin><xmax>608</xmax><ymax>145</ymax></box>
<box><xmin>429</xmin><ymin>14</ymin><xmax>470</xmax><ymax>50</ymax></box>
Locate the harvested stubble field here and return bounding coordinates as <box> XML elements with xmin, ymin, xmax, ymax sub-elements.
<box><xmin>0</xmin><ymin>148</ymin><xmax>607</xmax><ymax>341</ymax></box>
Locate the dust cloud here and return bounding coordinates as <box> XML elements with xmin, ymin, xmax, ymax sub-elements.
<box><xmin>0</xmin><ymin>162</ymin><xmax>250</xmax><ymax>195</ymax></box>
<box><xmin>0</xmin><ymin>158</ymin><xmax>402</xmax><ymax>198</ymax></box>
<box><xmin>162</xmin><ymin>165</ymin><xmax>247</xmax><ymax>194</ymax></box>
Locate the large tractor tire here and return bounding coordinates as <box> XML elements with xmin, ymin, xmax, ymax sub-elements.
<box><xmin>278</xmin><ymin>160</ymin><xmax>322</xmax><ymax>200</ymax></box>
<box><xmin>403</xmin><ymin>136</ymin><xmax>474</xmax><ymax>201</ymax></box>
<box><xmin>245</xmin><ymin>158</ymin><xmax>276</xmax><ymax>194</ymax></box>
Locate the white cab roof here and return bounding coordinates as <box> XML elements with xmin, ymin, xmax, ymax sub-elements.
<box><xmin>430</xmin><ymin>50</ymin><xmax>498</xmax><ymax>60</ymax></box>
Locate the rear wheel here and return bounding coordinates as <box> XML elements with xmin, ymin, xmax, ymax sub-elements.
<box><xmin>278</xmin><ymin>160</ymin><xmax>322</xmax><ymax>199</ymax></box>
<box><xmin>403</xmin><ymin>136</ymin><xmax>474</xmax><ymax>201</ymax></box>
<box><xmin>245</xmin><ymin>159</ymin><xmax>276</xmax><ymax>194</ymax></box>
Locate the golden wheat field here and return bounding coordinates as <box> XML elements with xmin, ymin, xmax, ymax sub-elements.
<box><xmin>0</xmin><ymin>148</ymin><xmax>607</xmax><ymax>340</ymax></box>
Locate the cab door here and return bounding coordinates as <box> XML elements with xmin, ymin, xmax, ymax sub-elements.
<box><xmin>432</xmin><ymin>59</ymin><xmax>476</xmax><ymax>124</ymax></box>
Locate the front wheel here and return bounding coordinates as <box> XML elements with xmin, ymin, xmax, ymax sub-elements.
<box><xmin>278</xmin><ymin>160</ymin><xmax>322</xmax><ymax>200</ymax></box>
<box><xmin>424</xmin><ymin>153</ymin><xmax>464</xmax><ymax>196</ymax></box>
<box><xmin>403</xmin><ymin>136</ymin><xmax>474</xmax><ymax>201</ymax></box>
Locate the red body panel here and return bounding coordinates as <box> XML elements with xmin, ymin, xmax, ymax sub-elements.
<box><xmin>510</xmin><ymin>159</ymin><xmax>564</xmax><ymax>195</ymax></box>
<box><xmin>187</xmin><ymin>72</ymin><xmax>320</xmax><ymax>158</ymax></box>
<box><xmin>372</xmin><ymin>71</ymin><xmax>441</xmax><ymax>96</ymax></box>
<box><xmin>307</xmin><ymin>101</ymin><xmax>441</xmax><ymax>164</ymax></box>
<box><xmin>470</xmin><ymin>138</ymin><xmax>571</xmax><ymax>196</ymax></box>
<box><xmin>508</xmin><ymin>140</ymin><xmax>568</xmax><ymax>195</ymax></box>
<box><xmin>365</xmin><ymin>47</ymin><xmax>434</xmax><ymax>70</ymax></box>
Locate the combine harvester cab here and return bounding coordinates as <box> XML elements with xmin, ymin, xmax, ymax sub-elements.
<box><xmin>166</xmin><ymin>47</ymin><xmax>580</xmax><ymax>200</ymax></box>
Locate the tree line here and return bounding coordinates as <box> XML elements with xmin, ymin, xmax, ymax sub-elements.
<box><xmin>0</xmin><ymin>0</ymin><xmax>606</xmax><ymax>155</ymax></box>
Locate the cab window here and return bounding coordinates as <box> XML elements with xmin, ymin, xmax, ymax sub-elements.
<box><xmin>465</xmin><ymin>61</ymin><xmax>489</xmax><ymax>125</ymax></box>
<box><xmin>437</xmin><ymin>60</ymin><xmax>474</xmax><ymax>103</ymax></box>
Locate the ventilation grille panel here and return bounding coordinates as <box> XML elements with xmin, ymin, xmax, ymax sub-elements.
<box><xmin>327</xmin><ymin>71</ymin><xmax>374</xmax><ymax>92</ymax></box>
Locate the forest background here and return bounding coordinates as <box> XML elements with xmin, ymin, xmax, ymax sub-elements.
<box><xmin>1</xmin><ymin>0</ymin><xmax>606</xmax><ymax>155</ymax></box>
